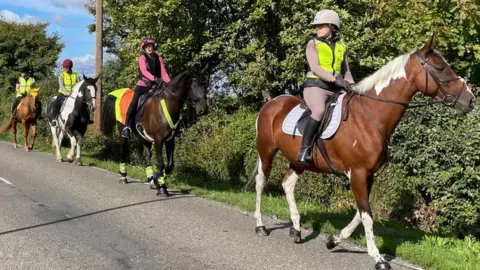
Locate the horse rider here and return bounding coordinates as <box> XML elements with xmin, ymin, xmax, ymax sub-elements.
<box><xmin>11</xmin><ymin>68</ymin><xmax>41</xmax><ymax>120</ymax></box>
<box><xmin>121</xmin><ymin>38</ymin><xmax>171</xmax><ymax>139</ymax></box>
<box><xmin>297</xmin><ymin>9</ymin><xmax>355</xmax><ymax>165</ymax></box>
<box><xmin>49</xmin><ymin>59</ymin><xmax>91</xmax><ymax>126</ymax></box>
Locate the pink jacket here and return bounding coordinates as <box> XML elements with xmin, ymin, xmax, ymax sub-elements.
<box><xmin>137</xmin><ymin>54</ymin><xmax>171</xmax><ymax>87</ymax></box>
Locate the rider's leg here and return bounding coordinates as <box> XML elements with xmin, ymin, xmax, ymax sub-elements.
<box><xmin>296</xmin><ymin>87</ymin><xmax>331</xmax><ymax>164</ymax></box>
<box><xmin>49</xmin><ymin>94</ymin><xmax>65</xmax><ymax>126</ymax></box>
<box><xmin>11</xmin><ymin>96</ymin><xmax>22</xmax><ymax>119</ymax></box>
<box><xmin>121</xmin><ymin>86</ymin><xmax>150</xmax><ymax>138</ymax></box>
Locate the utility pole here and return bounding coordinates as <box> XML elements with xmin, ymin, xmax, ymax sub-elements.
<box><xmin>93</xmin><ymin>0</ymin><xmax>103</xmax><ymax>134</ymax></box>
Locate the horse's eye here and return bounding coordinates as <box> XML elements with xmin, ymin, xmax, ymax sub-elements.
<box><xmin>435</xmin><ymin>65</ymin><xmax>446</xmax><ymax>72</ymax></box>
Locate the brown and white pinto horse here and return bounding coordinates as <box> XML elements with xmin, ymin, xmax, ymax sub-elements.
<box><xmin>252</xmin><ymin>34</ymin><xmax>475</xmax><ymax>269</ymax></box>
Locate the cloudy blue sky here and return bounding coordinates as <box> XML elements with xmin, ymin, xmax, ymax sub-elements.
<box><xmin>0</xmin><ymin>0</ymin><xmax>108</xmax><ymax>75</ymax></box>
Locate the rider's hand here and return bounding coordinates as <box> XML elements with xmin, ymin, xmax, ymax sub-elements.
<box><xmin>154</xmin><ymin>77</ymin><xmax>164</xmax><ymax>86</ymax></box>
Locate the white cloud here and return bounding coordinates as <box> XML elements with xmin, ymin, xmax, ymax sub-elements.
<box><xmin>57</xmin><ymin>52</ymin><xmax>118</xmax><ymax>76</ymax></box>
<box><xmin>0</xmin><ymin>9</ymin><xmax>42</xmax><ymax>23</ymax></box>
<box><xmin>0</xmin><ymin>0</ymin><xmax>90</xmax><ymax>17</ymax></box>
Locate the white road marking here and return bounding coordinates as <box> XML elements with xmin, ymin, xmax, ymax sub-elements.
<box><xmin>0</xmin><ymin>176</ymin><xmax>15</xmax><ymax>187</ymax></box>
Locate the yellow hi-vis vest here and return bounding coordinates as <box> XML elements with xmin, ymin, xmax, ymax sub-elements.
<box><xmin>59</xmin><ymin>71</ymin><xmax>78</xmax><ymax>95</ymax></box>
<box><xmin>17</xmin><ymin>77</ymin><xmax>35</xmax><ymax>97</ymax></box>
<box><xmin>306</xmin><ymin>39</ymin><xmax>346</xmax><ymax>79</ymax></box>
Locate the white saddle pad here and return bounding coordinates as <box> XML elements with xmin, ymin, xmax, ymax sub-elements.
<box><xmin>282</xmin><ymin>92</ymin><xmax>346</xmax><ymax>139</ymax></box>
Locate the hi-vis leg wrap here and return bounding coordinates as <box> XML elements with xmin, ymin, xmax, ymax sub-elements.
<box><xmin>158</xmin><ymin>175</ymin><xmax>166</xmax><ymax>185</ymax></box>
<box><xmin>145</xmin><ymin>166</ymin><xmax>154</xmax><ymax>179</ymax></box>
<box><xmin>119</xmin><ymin>163</ymin><xmax>127</xmax><ymax>177</ymax></box>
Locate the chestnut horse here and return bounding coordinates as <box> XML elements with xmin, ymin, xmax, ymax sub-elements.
<box><xmin>0</xmin><ymin>88</ymin><xmax>40</xmax><ymax>151</ymax></box>
<box><xmin>252</xmin><ymin>34</ymin><xmax>476</xmax><ymax>269</ymax></box>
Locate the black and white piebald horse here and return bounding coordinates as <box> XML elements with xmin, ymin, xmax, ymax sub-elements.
<box><xmin>47</xmin><ymin>75</ymin><xmax>99</xmax><ymax>164</ymax></box>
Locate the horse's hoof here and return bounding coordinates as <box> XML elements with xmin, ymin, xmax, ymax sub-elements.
<box><xmin>255</xmin><ymin>226</ymin><xmax>269</xmax><ymax>236</ymax></box>
<box><xmin>25</xmin><ymin>148</ymin><xmax>30</xmax><ymax>152</ymax></box>
<box><xmin>119</xmin><ymin>177</ymin><xmax>128</xmax><ymax>184</ymax></box>
<box><xmin>56</xmin><ymin>158</ymin><xmax>62</xmax><ymax>162</ymax></box>
<box><xmin>375</xmin><ymin>261</ymin><xmax>392</xmax><ymax>270</ymax></box>
<box><xmin>13</xmin><ymin>144</ymin><xmax>17</xmax><ymax>148</ymax></box>
<box><xmin>326</xmin><ymin>234</ymin><xmax>339</xmax><ymax>250</ymax></box>
<box><xmin>156</xmin><ymin>184</ymin><xmax>171</xmax><ymax>197</ymax></box>
<box><xmin>289</xmin><ymin>227</ymin><xmax>302</xmax><ymax>243</ymax></box>
<box><xmin>66</xmin><ymin>158</ymin><xmax>73</xmax><ymax>163</ymax></box>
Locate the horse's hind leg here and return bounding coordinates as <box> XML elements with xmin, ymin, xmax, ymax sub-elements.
<box><xmin>282</xmin><ymin>165</ymin><xmax>302</xmax><ymax>243</ymax></box>
<box><xmin>254</xmin><ymin>139</ymin><xmax>278</xmax><ymax>236</ymax></box>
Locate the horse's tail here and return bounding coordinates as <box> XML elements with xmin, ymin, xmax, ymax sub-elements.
<box><xmin>243</xmin><ymin>157</ymin><xmax>259</xmax><ymax>191</ymax></box>
<box><xmin>0</xmin><ymin>119</ymin><xmax>13</xmax><ymax>133</ymax></box>
<box><xmin>101</xmin><ymin>94</ymin><xmax>117</xmax><ymax>137</ymax></box>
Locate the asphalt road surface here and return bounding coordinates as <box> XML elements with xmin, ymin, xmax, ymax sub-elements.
<box><xmin>0</xmin><ymin>142</ymin><xmax>421</xmax><ymax>270</ymax></box>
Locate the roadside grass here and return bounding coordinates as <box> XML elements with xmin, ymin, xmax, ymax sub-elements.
<box><xmin>0</xmin><ymin>131</ymin><xmax>478</xmax><ymax>270</ymax></box>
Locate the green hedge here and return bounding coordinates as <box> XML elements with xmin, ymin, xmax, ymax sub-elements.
<box><xmin>175</xmin><ymin>101</ymin><xmax>480</xmax><ymax>238</ymax></box>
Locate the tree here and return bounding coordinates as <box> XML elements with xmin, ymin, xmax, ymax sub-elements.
<box><xmin>0</xmin><ymin>20</ymin><xmax>63</xmax><ymax>91</ymax></box>
<box><xmin>87</xmin><ymin>0</ymin><xmax>479</xmax><ymax>106</ymax></box>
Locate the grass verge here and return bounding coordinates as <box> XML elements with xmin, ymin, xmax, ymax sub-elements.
<box><xmin>0</xmin><ymin>132</ymin><xmax>478</xmax><ymax>270</ymax></box>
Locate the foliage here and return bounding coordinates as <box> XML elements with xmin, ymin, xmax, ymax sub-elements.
<box><xmin>88</xmin><ymin>0</ymin><xmax>479</xmax><ymax>105</ymax></box>
<box><xmin>0</xmin><ymin>20</ymin><xmax>63</xmax><ymax>91</ymax></box>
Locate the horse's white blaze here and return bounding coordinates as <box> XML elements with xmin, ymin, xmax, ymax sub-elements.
<box><xmin>460</xmin><ymin>78</ymin><xmax>473</xmax><ymax>94</ymax></box>
<box><xmin>353</xmin><ymin>139</ymin><xmax>357</xmax><ymax>147</ymax></box>
<box><xmin>361</xmin><ymin>211</ymin><xmax>383</xmax><ymax>262</ymax></box>
<box><xmin>87</xmin><ymin>85</ymin><xmax>96</xmax><ymax>108</ymax></box>
<box><xmin>339</xmin><ymin>211</ymin><xmax>361</xmax><ymax>239</ymax></box>
<box><xmin>282</xmin><ymin>170</ymin><xmax>300</xmax><ymax>231</ymax></box>
<box><xmin>254</xmin><ymin>158</ymin><xmax>265</xmax><ymax>227</ymax></box>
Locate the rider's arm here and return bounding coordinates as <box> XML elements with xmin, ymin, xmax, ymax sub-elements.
<box><xmin>15</xmin><ymin>82</ymin><xmax>20</xmax><ymax>93</ymax></box>
<box><xmin>58</xmin><ymin>74</ymin><xmax>67</xmax><ymax>93</ymax></box>
<box><xmin>306</xmin><ymin>39</ymin><xmax>336</xmax><ymax>82</ymax></box>
<box><xmin>139</xmin><ymin>55</ymin><xmax>155</xmax><ymax>82</ymax></box>
<box><xmin>159</xmin><ymin>56</ymin><xmax>171</xmax><ymax>83</ymax></box>
<box><xmin>341</xmin><ymin>53</ymin><xmax>355</xmax><ymax>84</ymax></box>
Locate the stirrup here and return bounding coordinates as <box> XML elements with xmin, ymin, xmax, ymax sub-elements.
<box><xmin>121</xmin><ymin>127</ymin><xmax>132</xmax><ymax>138</ymax></box>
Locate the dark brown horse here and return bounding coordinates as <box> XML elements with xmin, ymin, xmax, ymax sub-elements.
<box><xmin>0</xmin><ymin>87</ymin><xmax>40</xmax><ymax>151</ymax></box>
<box><xmin>101</xmin><ymin>67</ymin><xmax>208</xmax><ymax>197</ymax></box>
<box><xmin>251</xmin><ymin>34</ymin><xmax>475</xmax><ymax>269</ymax></box>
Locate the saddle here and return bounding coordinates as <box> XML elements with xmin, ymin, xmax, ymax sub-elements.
<box><xmin>295</xmin><ymin>91</ymin><xmax>355</xmax><ymax>175</ymax></box>
<box><xmin>134</xmin><ymin>89</ymin><xmax>155</xmax><ymax>124</ymax></box>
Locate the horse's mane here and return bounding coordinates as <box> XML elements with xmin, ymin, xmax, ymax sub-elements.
<box><xmin>353</xmin><ymin>52</ymin><xmax>412</xmax><ymax>95</ymax></box>
<box><xmin>171</xmin><ymin>70</ymin><xmax>191</xmax><ymax>85</ymax></box>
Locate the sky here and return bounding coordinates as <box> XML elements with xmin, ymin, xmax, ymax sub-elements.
<box><xmin>0</xmin><ymin>0</ymin><xmax>109</xmax><ymax>76</ymax></box>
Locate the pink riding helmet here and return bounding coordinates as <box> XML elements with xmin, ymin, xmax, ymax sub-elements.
<box><xmin>140</xmin><ymin>38</ymin><xmax>157</xmax><ymax>49</ymax></box>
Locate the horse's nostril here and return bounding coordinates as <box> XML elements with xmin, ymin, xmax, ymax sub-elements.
<box><xmin>470</xmin><ymin>97</ymin><xmax>476</xmax><ymax>108</ymax></box>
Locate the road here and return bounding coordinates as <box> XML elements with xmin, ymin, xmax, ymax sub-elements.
<box><xmin>0</xmin><ymin>142</ymin><xmax>420</xmax><ymax>270</ymax></box>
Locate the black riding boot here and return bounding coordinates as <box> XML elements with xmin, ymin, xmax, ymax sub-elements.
<box><xmin>296</xmin><ymin>116</ymin><xmax>320</xmax><ymax>165</ymax></box>
<box><xmin>121</xmin><ymin>106</ymin><xmax>135</xmax><ymax>139</ymax></box>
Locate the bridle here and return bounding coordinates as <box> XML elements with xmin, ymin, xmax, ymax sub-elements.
<box><xmin>351</xmin><ymin>50</ymin><xmax>465</xmax><ymax>109</ymax></box>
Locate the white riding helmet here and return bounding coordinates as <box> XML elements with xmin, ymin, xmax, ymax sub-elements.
<box><xmin>311</xmin><ymin>9</ymin><xmax>341</xmax><ymax>29</ymax></box>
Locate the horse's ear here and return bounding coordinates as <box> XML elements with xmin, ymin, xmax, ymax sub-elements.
<box><xmin>83</xmin><ymin>73</ymin><xmax>88</xmax><ymax>81</ymax></box>
<box><xmin>420</xmin><ymin>33</ymin><xmax>437</xmax><ymax>57</ymax></box>
<box><xmin>93</xmin><ymin>72</ymin><xmax>101</xmax><ymax>84</ymax></box>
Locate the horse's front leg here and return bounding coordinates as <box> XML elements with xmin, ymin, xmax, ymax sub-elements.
<box><xmin>74</xmin><ymin>133</ymin><xmax>85</xmax><ymax>165</ymax></box>
<box><xmin>164</xmin><ymin>138</ymin><xmax>175</xmax><ymax>176</ymax></box>
<box><xmin>23</xmin><ymin>122</ymin><xmax>29</xmax><ymax>152</ymax></box>
<box><xmin>140</xmin><ymin>141</ymin><xmax>153</xmax><ymax>184</ymax></box>
<box><xmin>153</xmin><ymin>136</ymin><xmax>170</xmax><ymax>197</ymax></box>
<box><xmin>119</xmin><ymin>135</ymin><xmax>130</xmax><ymax>184</ymax></box>
<box><xmin>50</xmin><ymin>125</ymin><xmax>62</xmax><ymax>161</ymax></box>
<box><xmin>65</xmin><ymin>130</ymin><xmax>77</xmax><ymax>163</ymax></box>
<box><xmin>29</xmin><ymin>123</ymin><xmax>37</xmax><ymax>150</ymax></box>
<box><xmin>12</xmin><ymin>121</ymin><xmax>17</xmax><ymax>148</ymax></box>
